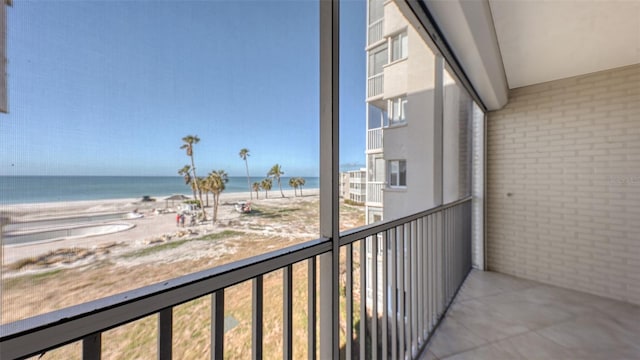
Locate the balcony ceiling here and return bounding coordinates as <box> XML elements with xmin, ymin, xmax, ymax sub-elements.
<box><xmin>489</xmin><ymin>0</ymin><xmax>640</xmax><ymax>89</ymax></box>
<box><xmin>423</xmin><ymin>0</ymin><xmax>640</xmax><ymax>110</ymax></box>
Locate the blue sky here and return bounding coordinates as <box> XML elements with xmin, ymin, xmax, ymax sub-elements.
<box><xmin>0</xmin><ymin>0</ymin><xmax>366</xmax><ymax>177</ymax></box>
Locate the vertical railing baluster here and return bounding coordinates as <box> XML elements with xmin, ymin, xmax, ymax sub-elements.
<box><xmin>445</xmin><ymin>209</ymin><xmax>449</xmax><ymax>302</ymax></box>
<box><xmin>451</xmin><ymin>208</ymin><xmax>454</xmax><ymax>300</ymax></box>
<box><xmin>252</xmin><ymin>276</ymin><xmax>263</xmax><ymax>360</ymax></box>
<box><xmin>410</xmin><ymin>221</ymin><xmax>417</xmax><ymax>357</ymax></box>
<box><xmin>360</xmin><ymin>238</ymin><xmax>366</xmax><ymax>360</ymax></box>
<box><xmin>346</xmin><ymin>245</ymin><xmax>353</xmax><ymax>360</ymax></box>
<box><xmin>417</xmin><ymin>218</ymin><xmax>423</xmax><ymax>347</ymax></box>
<box><xmin>423</xmin><ymin>216</ymin><xmax>428</xmax><ymax>338</ymax></box>
<box><xmin>382</xmin><ymin>230</ymin><xmax>389</xmax><ymax>360</ymax></box>
<box><xmin>405</xmin><ymin>223</ymin><xmax>412</xmax><ymax>357</ymax></box>
<box><xmin>284</xmin><ymin>265</ymin><xmax>293</xmax><ymax>360</ymax></box>
<box><xmin>424</xmin><ymin>215</ymin><xmax>433</xmax><ymax>336</ymax></box>
<box><xmin>82</xmin><ymin>332</ymin><xmax>101</xmax><ymax>360</ymax></box>
<box><xmin>211</xmin><ymin>290</ymin><xmax>224</xmax><ymax>360</ymax></box>
<box><xmin>390</xmin><ymin>228</ymin><xmax>397</xmax><ymax>360</ymax></box>
<box><xmin>446</xmin><ymin>209</ymin><xmax>450</xmax><ymax>302</ymax></box>
<box><xmin>372</xmin><ymin>233</ymin><xmax>378</xmax><ymax>360</ymax></box>
<box><xmin>411</xmin><ymin>220</ymin><xmax>420</xmax><ymax>357</ymax></box>
<box><xmin>430</xmin><ymin>214</ymin><xmax>435</xmax><ymax>330</ymax></box>
<box><xmin>433</xmin><ymin>212</ymin><xmax>444</xmax><ymax>318</ymax></box>
<box><xmin>456</xmin><ymin>207</ymin><xmax>459</xmax><ymax>292</ymax></box>
<box><xmin>308</xmin><ymin>258</ymin><xmax>317</xmax><ymax>360</ymax></box>
<box><xmin>158</xmin><ymin>308</ymin><xmax>173</xmax><ymax>360</ymax></box>
<box><xmin>398</xmin><ymin>225</ymin><xmax>405</xmax><ymax>360</ymax></box>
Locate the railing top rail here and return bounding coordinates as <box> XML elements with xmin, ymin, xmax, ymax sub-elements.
<box><xmin>1</xmin><ymin>238</ymin><xmax>331</xmax><ymax>357</ymax></box>
<box><xmin>2</xmin><ymin>196</ymin><xmax>472</xmax><ymax>359</ymax></box>
<box><xmin>339</xmin><ymin>196</ymin><xmax>472</xmax><ymax>246</ymax></box>
<box><xmin>368</xmin><ymin>17</ymin><xmax>383</xmax><ymax>27</ymax></box>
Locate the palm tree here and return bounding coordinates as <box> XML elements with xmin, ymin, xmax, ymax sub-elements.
<box><xmin>239</xmin><ymin>148</ymin><xmax>252</xmax><ymax>200</ymax></box>
<box><xmin>261</xmin><ymin>178</ymin><xmax>273</xmax><ymax>199</ymax></box>
<box><xmin>196</xmin><ymin>177</ymin><xmax>209</xmax><ymax>207</ymax></box>
<box><xmin>181</xmin><ymin>135</ymin><xmax>206</xmax><ymax>219</ymax></box>
<box><xmin>268</xmin><ymin>164</ymin><xmax>285</xmax><ymax>198</ymax></box>
<box><xmin>252</xmin><ymin>182</ymin><xmax>261</xmax><ymax>200</ymax></box>
<box><xmin>297</xmin><ymin>177</ymin><xmax>306</xmax><ymax>196</ymax></box>
<box><xmin>208</xmin><ymin>170</ymin><xmax>229</xmax><ymax>223</ymax></box>
<box><xmin>289</xmin><ymin>177</ymin><xmax>299</xmax><ymax>197</ymax></box>
<box><xmin>178</xmin><ymin>165</ymin><xmax>197</xmax><ymax>201</ymax></box>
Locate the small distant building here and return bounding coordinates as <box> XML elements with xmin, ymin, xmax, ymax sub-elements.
<box><xmin>348</xmin><ymin>168</ymin><xmax>366</xmax><ymax>204</ymax></box>
<box><xmin>339</xmin><ymin>172</ymin><xmax>350</xmax><ymax>199</ymax></box>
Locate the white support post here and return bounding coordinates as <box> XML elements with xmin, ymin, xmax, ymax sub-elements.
<box><xmin>319</xmin><ymin>0</ymin><xmax>339</xmax><ymax>359</ymax></box>
<box><xmin>433</xmin><ymin>55</ymin><xmax>444</xmax><ymax>207</ymax></box>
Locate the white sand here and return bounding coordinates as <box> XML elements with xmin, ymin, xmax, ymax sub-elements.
<box><xmin>1</xmin><ymin>188</ymin><xmax>318</xmax><ymax>265</ymax></box>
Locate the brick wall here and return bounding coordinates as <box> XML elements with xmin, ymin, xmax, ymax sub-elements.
<box><xmin>487</xmin><ymin>64</ymin><xmax>640</xmax><ymax>305</ymax></box>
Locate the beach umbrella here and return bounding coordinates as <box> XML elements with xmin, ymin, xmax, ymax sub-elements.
<box><xmin>165</xmin><ymin>194</ymin><xmax>191</xmax><ymax>208</ymax></box>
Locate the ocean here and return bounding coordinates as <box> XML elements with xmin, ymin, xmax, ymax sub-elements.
<box><xmin>0</xmin><ymin>176</ymin><xmax>319</xmax><ymax>205</ymax></box>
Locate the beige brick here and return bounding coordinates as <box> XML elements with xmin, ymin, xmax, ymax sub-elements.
<box><xmin>487</xmin><ymin>64</ymin><xmax>640</xmax><ymax>306</ymax></box>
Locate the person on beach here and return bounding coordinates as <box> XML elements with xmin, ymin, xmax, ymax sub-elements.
<box><xmin>180</xmin><ymin>214</ymin><xmax>185</xmax><ymax>227</ymax></box>
<box><xmin>176</xmin><ymin>213</ymin><xmax>180</xmax><ymax>227</ymax></box>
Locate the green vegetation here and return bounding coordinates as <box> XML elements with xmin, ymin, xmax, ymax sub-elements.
<box><xmin>261</xmin><ymin>178</ymin><xmax>273</xmax><ymax>199</ymax></box>
<box><xmin>252</xmin><ymin>181</ymin><xmax>261</xmax><ymax>199</ymax></box>
<box><xmin>288</xmin><ymin>177</ymin><xmax>306</xmax><ymax>197</ymax></box>
<box><xmin>343</xmin><ymin>199</ymin><xmax>364</xmax><ymax>206</ymax></box>
<box><xmin>122</xmin><ymin>230</ymin><xmax>245</xmax><ymax>258</ymax></box>
<box><xmin>197</xmin><ymin>230</ymin><xmax>244</xmax><ymax>241</ymax></box>
<box><xmin>123</xmin><ymin>240</ymin><xmax>189</xmax><ymax>258</ymax></box>
<box><xmin>180</xmin><ymin>134</ymin><xmax>207</xmax><ymax>220</ymax></box>
<box><xmin>246</xmin><ymin>207</ymin><xmax>300</xmax><ymax>220</ymax></box>
<box><xmin>268</xmin><ymin>163</ymin><xmax>285</xmax><ymax>197</ymax></box>
<box><xmin>207</xmin><ymin>169</ymin><xmax>229</xmax><ymax>223</ymax></box>
<box><xmin>4</xmin><ymin>269</ymin><xmax>65</xmax><ymax>290</ymax></box>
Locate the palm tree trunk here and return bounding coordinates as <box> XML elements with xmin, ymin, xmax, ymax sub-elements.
<box><xmin>190</xmin><ymin>155</ymin><xmax>206</xmax><ymax>220</ymax></box>
<box><xmin>213</xmin><ymin>193</ymin><xmax>219</xmax><ymax>223</ymax></box>
<box><xmin>245</xmin><ymin>160</ymin><xmax>252</xmax><ymax>200</ymax></box>
<box><xmin>279</xmin><ymin>180</ymin><xmax>284</xmax><ymax>198</ymax></box>
<box><xmin>191</xmin><ymin>187</ymin><xmax>197</xmax><ymax>202</ymax></box>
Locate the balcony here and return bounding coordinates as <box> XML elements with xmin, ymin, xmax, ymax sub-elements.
<box><xmin>367</xmin><ymin>181</ymin><xmax>384</xmax><ymax>205</ymax></box>
<box><xmin>424</xmin><ymin>270</ymin><xmax>640</xmax><ymax>359</ymax></box>
<box><xmin>367</xmin><ymin>18</ymin><xmax>384</xmax><ymax>45</ymax></box>
<box><xmin>367</xmin><ymin>73</ymin><xmax>384</xmax><ymax>99</ymax></box>
<box><xmin>0</xmin><ymin>199</ymin><xmax>472</xmax><ymax>359</ymax></box>
<box><xmin>2</xmin><ymin>1</ymin><xmax>639</xmax><ymax>360</ymax></box>
<box><xmin>367</xmin><ymin>127</ymin><xmax>383</xmax><ymax>151</ymax></box>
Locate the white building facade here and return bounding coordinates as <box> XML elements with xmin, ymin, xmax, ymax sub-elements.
<box><xmin>364</xmin><ymin>0</ymin><xmax>480</xmax><ymax>308</ymax></box>
<box><xmin>348</xmin><ymin>169</ymin><xmax>366</xmax><ymax>204</ymax></box>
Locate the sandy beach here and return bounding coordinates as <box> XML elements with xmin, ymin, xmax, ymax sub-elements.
<box><xmin>1</xmin><ymin>188</ymin><xmax>366</xmax><ymax>359</ymax></box>
<box><xmin>1</xmin><ymin>188</ymin><xmax>321</xmax><ymax>266</ymax></box>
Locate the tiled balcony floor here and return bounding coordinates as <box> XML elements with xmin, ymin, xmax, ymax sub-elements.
<box><xmin>421</xmin><ymin>270</ymin><xmax>640</xmax><ymax>360</ymax></box>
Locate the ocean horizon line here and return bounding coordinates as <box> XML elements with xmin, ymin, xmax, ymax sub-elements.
<box><xmin>1</xmin><ymin>175</ymin><xmax>319</xmax><ymax>205</ymax></box>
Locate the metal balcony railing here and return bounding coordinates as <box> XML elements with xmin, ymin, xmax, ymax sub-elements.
<box><xmin>367</xmin><ymin>73</ymin><xmax>384</xmax><ymax>99</ymax></box>
<box><xmin>368</xmin><ymin>19</ymin><xmax>384</xmax><ymax>45</ymax></box>
<box><xmin>367</xmin><ymin>181</ymin><xmax>384</xmax><ymax>204</ymax></box>
<box><xmin>0</xmin><ymin>198</ymin><xmax>472</xmax><ymax>360</ymax></box>
<box><xmin>367</xmin><ymin>127</ymin><xmax>383</xmax><ymax>151</ymax></box>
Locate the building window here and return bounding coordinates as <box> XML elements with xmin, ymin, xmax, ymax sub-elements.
<box><xmin>388</xmin><ymin>96</ymin><xmax>407</xmax><ymax>125</ymax></box>
<box><xmin>368</xmin><ymin>45</ymin><xmax>387</xmax><ymax>77</ymax></box>
<box><xmin>368</xmin><ymin>0</ymin><xmax>384</xmax><ymax>23</ymax></box>
<box><xmin>388</xmin><ymin>160</ymin><xmax>407</xmax><ymax>188</ymax></box>
<box><xmin>390</xmin><ymin>32</ymin><xmax>407</xmax><ymax>62</ymax></box>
